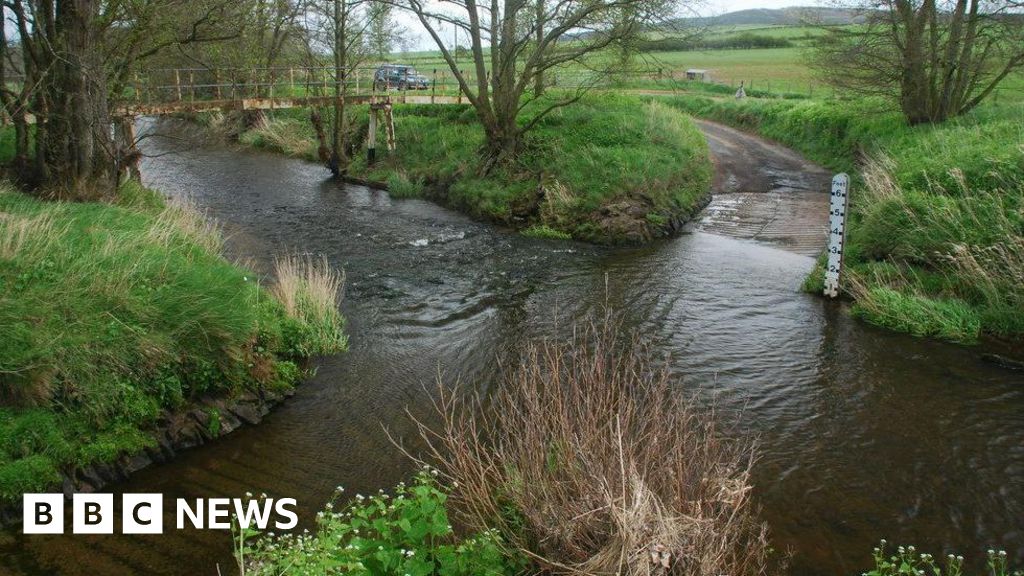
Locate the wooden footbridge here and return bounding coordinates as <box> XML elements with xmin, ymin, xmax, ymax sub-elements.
<box><xmin>120</xmin><ymin>65</ymin><xmax>477</xmax><ymax>116</ymax></box>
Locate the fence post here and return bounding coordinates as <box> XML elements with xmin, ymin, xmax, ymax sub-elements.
<box><xmin>431</xmin><ymin>69</ymin><xmax>436</xmax><ymax>103</ymax></box>
<box><xmin>175</xmin><ymin>69</ymin><xmax>182</xmax><ymax>101</ymax></box>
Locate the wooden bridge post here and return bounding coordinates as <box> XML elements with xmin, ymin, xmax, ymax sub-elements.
<box><xmin>384</xmin><ymin>104</ymin><xmax>395</xmax><ymax>152</ymax></box>
<box><xmin>367</xmin><ymin>107</ymin><xmax>378</xmax><ymax>165</ymax></box>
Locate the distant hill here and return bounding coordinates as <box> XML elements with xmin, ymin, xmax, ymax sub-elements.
<box><xmin>672</xmin><ymin>7</ymin><xmax>864</xmax><ymax>27</ymax></box>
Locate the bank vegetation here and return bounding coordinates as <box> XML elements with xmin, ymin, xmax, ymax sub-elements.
<box><xmin>211</xmin><ymin>94</ymin><xmax>713</xmax><ymax>244</ymax></box>
<box><xmin>0</xmin><ymin>182</ymin><xmax>346</xmax><ymax>504</ymax></box>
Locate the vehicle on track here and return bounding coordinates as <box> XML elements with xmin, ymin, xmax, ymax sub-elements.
<box><xmin>373</xmin><ymin>65</ymin><xmax>430</xmax><ymax>91</ymax></box>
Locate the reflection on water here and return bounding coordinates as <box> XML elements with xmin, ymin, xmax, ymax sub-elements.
<box><xmin>1</xmin><ymin>120</ymin><xmax>1021</xmax><ymax>576</ymax></box>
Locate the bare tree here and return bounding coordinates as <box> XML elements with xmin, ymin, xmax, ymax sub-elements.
<box><xmin>403</xmin><ymin>0</ymin><xmax>679</xmax><ymax>169</ymax></box>
<box><xmin>303</xmin><ymin>0</ymin><xmax>380</xmax><ymax>174</ymax></box>
<box><xmin>814</xmin><ymin>0</ymin><xmax>1024</xmax><ymax>124</ymax></box>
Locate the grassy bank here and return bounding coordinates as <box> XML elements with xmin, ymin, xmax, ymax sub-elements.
<box><xmin>0</xmin><ymin>182</ymin><xmax>346</xmax><ymax>503</ymax></box>
<box><xmin>223</xmin><ymin>94</ymin><xmax>713</xmax><ymax>244</ymax></box>
<box><xmin>663</xmin><ymin>95</ymin><xmax>1024</xmax><ymax>343</ymax></box>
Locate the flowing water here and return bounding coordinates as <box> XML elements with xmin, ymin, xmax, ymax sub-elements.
<box><xmin>1</xmin><ymin>119</ymin><xmax>1022</xmax><ymax>576</ymax></box>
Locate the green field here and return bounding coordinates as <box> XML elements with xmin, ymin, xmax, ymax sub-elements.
<box><xmin>388</xmin><ymin>24</ymin><xmax>1022</xmax><ymax>102</ymax></box>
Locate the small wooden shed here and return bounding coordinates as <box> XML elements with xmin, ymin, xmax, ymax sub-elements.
<box><xmin>685</xmin><ymin>69</ymin><xmax>708</xmax><ymax>81</ymax></box>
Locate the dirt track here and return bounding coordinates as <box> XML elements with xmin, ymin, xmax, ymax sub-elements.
<box><xmin>694</xmin><ymin>119</ymin><xmax>832</xmax><ymax>256</ymax></box>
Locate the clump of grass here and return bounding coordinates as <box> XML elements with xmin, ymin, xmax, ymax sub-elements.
<box><xmin>144</xmin><ymin>195</ymin><xmax>223</xmax><ymax>254</ymax></box>
<box><xmin>404</xmin><ymin>319</ymin><xmax>776</xmax><ymax>576</ymax></box>
<box><xmin>271</xmin><ymin>255</ymin><xmax>348</xmax><ymax>356</ymax></box>
<box><xmin>844</xmin><ymin>158</ymin><xmax>1023</xmax><ymax>340</ymax></box>
<box><xmin>0</xmin><ymin>210</ymin><xmax>62</xmax><ymax>261</ymax></box>
<box><xmin>239</xmin><ymin>115</ymin><xmax>316</xmax><ymax>159</ymax></box>
<box><xmin>850</xmin><ymin>284</ymin><xmax>982</xmax><ymax>343</ymax></box>
<box><xmin>385</xmin><ymin>171</ymin><xmax>425</xmax><ymax>198</ymax></box>
<box><xmin>520</xmin><ymin>224</ymin><xmax>572</xmax><ymax>240</ymax></box>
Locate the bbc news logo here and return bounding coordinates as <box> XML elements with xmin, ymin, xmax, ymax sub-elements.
<box><xmin>23</xmin><ymin>493</ymin><xmax>298</xmax><ymax>534</ymax></box>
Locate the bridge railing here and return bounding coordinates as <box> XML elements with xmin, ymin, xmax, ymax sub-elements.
<box><xmin>127</xmin><ymin>66</ymin><xmax>667</xmax><ymax>108</ymax></box>
<box><xmin>131</xmin><ymin>66</ymin><xmax>488</xmax><ymax>106</ymax></box>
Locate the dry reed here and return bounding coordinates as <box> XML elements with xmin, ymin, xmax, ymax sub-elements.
<box><xmin>403</xmin><ymin>319</ymin><xmax>778</xmax><ymax>576</ymax></box>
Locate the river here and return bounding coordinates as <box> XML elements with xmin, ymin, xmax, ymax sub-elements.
<box><xmin>1</xmin><ymin>118</ymin><xmax>1021</xmax><ymax>576</ymax></box>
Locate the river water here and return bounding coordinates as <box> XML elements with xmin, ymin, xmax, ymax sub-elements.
<box><xmin>1</xmin><ymin>120</ymin><xmax>1022</xmax><ymax>576</ymax></box>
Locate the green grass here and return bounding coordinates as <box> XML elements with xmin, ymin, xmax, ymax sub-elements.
<box><xmin>661</xmin><ymin>94</ymin><xmax>1024</xmax><ymax>342</ymax></box>
<box><xmin>0</xmin><ymin>181</ymin><xmax>346</xmax><ymax>502</ymax></box>
<box><xmin>520</xmin><ymin>224</ymin><xmax>572</xmax><ymax>240</ymax></box>
<box><xmin>232</xmin><ymin>94</ymin><xmax>712</xmax><ymax>243</ymax></box>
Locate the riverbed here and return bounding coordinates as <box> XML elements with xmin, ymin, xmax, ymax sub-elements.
<box><xmin>1</xmin><ymin>119</ymin><xmax>1021</xmax><ymax>576</ymax></box>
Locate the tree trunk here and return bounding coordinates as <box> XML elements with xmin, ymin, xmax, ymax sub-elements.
<box><xmin>329</xmin><ymin>0</ymin><xmax>348</xmax><ymax>176</ymax></box>
<box><xmin>533</xmin><ymin>0</ymin><xmax>544</xmax><ymax>97</ymax></box>
<box><xmin>38</xmin><ymin>0</ymin><xmax>116</xmax><ymax>198</ymax></box>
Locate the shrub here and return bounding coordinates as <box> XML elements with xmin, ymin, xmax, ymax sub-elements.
<box><xmin>406</xmin><ymin>319</ymin><xmax>776</xmax><ymax>576</ymax></box>
<box><xmin>236</xmin><ymin>471</ymin><xmax>525</xmax><ymax>576</ymax></box>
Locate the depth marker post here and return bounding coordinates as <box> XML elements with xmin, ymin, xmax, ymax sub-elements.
<box><xmin>824</xmin><ymin>173</ymin><xmax>850</xmax><ymax>298</ymax></box>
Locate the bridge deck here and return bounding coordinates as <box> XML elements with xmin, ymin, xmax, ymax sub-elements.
<box><xmin>123</xmin><ymin>93</ymin><xmax>465</xmax><ymax>116</ymax></box>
